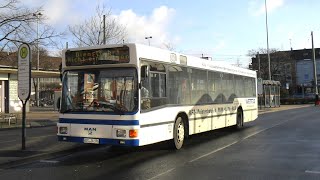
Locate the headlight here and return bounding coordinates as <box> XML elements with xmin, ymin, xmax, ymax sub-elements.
<box><xmin>59</xmin><ymin>127</ymin><xmax>68</xmax><ymax>134</ymax></box>
<box><xmin>116</xmin><ymin>129</ymin><xmax>126</xmax><ymax>137</ymax></box>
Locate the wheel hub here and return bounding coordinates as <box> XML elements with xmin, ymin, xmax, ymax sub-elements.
<box><xmin>177</xmin><ymin>123</ymin><xmax>184</xmax><ymax>142</ymax></box>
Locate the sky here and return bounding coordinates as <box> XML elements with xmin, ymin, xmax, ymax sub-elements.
<box><xmin>21</xmin><ymin>0</ymin><xmax>320</xmax><ymax>67</ymax></box>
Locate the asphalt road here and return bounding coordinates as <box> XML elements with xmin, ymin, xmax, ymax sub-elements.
<box><xmin>1</xmin><ymin>106</ymin><xmax>320</xmax><ymax>180</ymax></box>
<box><xmin>0</xmin><ymin>126</ymin><xmax>57</xmax><ymax>151</ymax></box>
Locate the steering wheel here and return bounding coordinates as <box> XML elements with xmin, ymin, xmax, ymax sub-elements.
<box><xmin>88</xmin><ymin>99</ymin><xmax>100</xmax><ymax>108</ymax></box>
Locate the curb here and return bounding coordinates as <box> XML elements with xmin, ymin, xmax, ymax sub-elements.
<box><xmin>0</xmin><ymin>144</ymin><xmax>97</xmax><ymax>170</ymax></box>
<box><xmin>258</xmin><ymin>105</ymin><xmax>311</xmax><ymax>115</ymax></box>
<box><xmin>0</xmin><ymin>121</ymin><xmax>57</xmax><ymax>131</ymax></box>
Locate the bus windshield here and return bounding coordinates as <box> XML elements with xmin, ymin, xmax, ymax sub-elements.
<box><xmin>60</xmin><ymin>68</ymin><xmax>138</xmax><ymax>114</ymax></box>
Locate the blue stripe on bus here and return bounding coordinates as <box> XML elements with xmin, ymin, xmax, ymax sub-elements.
<box><xmin>62</xmin><ymin>111</ymin><xmax>138</xmax><ymax>115</ymax></box>
<box><xmin>57</xmin><ymin>136</ymin><xmax>139</xmax><ymax>146</ymax></box>
<box><xmin>59</xmin><ymin>118</ymin><xmax>139</xmax><ymax>125</ymax></box>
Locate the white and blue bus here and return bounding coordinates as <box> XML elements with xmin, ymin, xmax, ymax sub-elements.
<box><xmin>57</xmin><ymin>43</ymin><xmax>257</xmax><ymax>149</ymax></box>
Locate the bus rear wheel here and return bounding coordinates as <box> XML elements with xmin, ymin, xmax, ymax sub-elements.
<box><xmin>173</xmin><ymin>117</ymin><xmax>185</xmax><ymax>150</ymax></box>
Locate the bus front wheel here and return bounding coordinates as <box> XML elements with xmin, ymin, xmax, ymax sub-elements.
<box><xmin>173</xmin><ymin>117</ymin><xmax>185</xmax><ymax>150</ymax></box>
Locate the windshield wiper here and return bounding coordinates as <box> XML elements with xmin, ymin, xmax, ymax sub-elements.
<box><xmin>61</xmin><ymin>108</ymin><xmax>73</xmax><ymax>113</ymax></box>
<box><xmin>101</xmin><ymin>102</ymin><xmax>126</xmax><ymax>115</ymax></box>
<box><xmin>113</xmin><ymin>105</ymin><xmax>126</xmax><ymax>115</ymax></box>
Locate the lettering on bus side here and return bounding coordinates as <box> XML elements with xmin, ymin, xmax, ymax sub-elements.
<box><xmin>189</xmin><ymin>109</ymin><xmax>214</xmax><ymax>115</ymax></box>
<box><xmin>246</xmin><ymin>99</ymin><xmax>256</xmax><ymax>104</ymax></box>
<box><xmin>189</xmin><ymin>106</ymin><xmax>238</xmax><ymax>116</ymax></box>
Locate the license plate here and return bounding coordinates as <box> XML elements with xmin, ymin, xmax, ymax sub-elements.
<box><xmin>83</xmin><ymin>138</ymin><xmax>99</xmax><ymax>144</ymax></box>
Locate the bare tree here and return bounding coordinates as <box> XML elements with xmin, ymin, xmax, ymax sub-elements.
<box><xmin>163</xmin><ymin>42</ymin><xmax>176</xmax><ymax>51</ymax></box>
<box><xmin>0</xmin><ymin>0</ymin><xmax>64</xmax><ymax>54</ymax></box>
<box><xmin>0</xmin><ymin>0</ymin><xmax>65</xmax><ymax>106</ymax></box>
<box><xmin>69</xmin><ymin>4</ymin><xmax>127</xmax><ymax>47</ymax></box>
<box><xmin>249</xmin><ymin>48</ymin><xmax>295</xmax><ymax>86</ymax></box>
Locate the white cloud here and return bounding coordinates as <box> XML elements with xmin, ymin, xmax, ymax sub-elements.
<box><xmin>249</xmin><ymin>0</ymin><xmax>284</xmax><ymax>16</ymax></box>
<box><xmin>21</xmin><ymin>1</ymin><xmax>177</xmax><ymax>48</ymax></box>
<box><xmin>42</xmin><ymin>0</ymin><xmax>72</xmax><ymax>25</ymax></box>
<box><xmin>115</xmin><ymin>6</ymin><xmax>176</xmax><ymax>47</ymax></box>
<box><xmin>21</xmin><ymin>0</ymin><xmax>95</xmax><ymax>27</ymax></box>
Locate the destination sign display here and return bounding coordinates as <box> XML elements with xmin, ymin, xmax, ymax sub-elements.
<box><xmin>65</xmin><ymin>46</ymin><xmax>130</xmax><ymax>66</ymax></box>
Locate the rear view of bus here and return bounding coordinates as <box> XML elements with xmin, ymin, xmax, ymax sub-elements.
<box><xmin>57</xmin><ymin>44</ymin><xmax>140</xmax><ymax>146</ymax></box>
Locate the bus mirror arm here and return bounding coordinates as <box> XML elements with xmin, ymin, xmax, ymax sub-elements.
<box><xmin>59</xmin><ymin>63</ymin><xmax>62</xmax><ymax>81</ymax></box>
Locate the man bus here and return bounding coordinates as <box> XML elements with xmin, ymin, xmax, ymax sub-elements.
<box><xmin>57</xmin><ymin>43</ymin><xmax>257</xmax><ymax>149</ymax></box>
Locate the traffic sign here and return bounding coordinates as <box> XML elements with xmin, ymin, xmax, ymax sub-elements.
<box><xmin>18</xmin><ymin>43</ymin><xmax>31</xmax><ymax>101</ymax></box>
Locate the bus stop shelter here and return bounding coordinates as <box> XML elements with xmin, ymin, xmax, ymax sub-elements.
<box><xmin>259</xmin><ymin>80</ymin><xmax>281</xmax><ymax>108</ymax></box>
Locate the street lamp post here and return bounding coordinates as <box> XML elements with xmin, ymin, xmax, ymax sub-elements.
<box><xmin>311</xmin><ymin>31</ymin><xmax>318</xmax><ymax>95</ymax></box>
<box><xmin>145</xmin><ymin>36</ymin><xmax>152</xmax><ymax>46</ymax></box>
<box><xmin>265</xmin><ymin>0</ymin><xmax>271</xmax><ymax>80</ymax></box>
<box><xmin>33</xmin><ymin>12</ymin><xmax>42</xmax><ymax>107</ymax></box>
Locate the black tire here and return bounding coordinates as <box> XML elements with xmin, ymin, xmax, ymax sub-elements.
<box><xmin>235</xmin><ymin>109</ymin><xmax>243</xmax><ymax>129</ymax></box>
<box><xmin>173</xmin><ymin>117</ymin><xmax>185</xmax><ymax>150</ymax></box>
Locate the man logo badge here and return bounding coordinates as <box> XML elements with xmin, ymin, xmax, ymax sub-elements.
<box><xmin>84</xmin><ymin>127</ymin><xmax>97</xmax><ymax>135</ymax></box>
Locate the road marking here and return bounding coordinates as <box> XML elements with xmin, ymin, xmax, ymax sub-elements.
<box><xmin>189</xmin><ymin>141</ymin><xmax>238</xmax><ymax>163</ymax></box>
<box><xmin>242</xmin><ymin>120</ymin><xmax>289</xmax><ymax>140</ymax></box>
<box><xmin>189</xmin><ymin>120</ymin><xmax>290</xmax><ymax>163</ymax></box>
<box><xmin>30</xmin><ymin>135</ymin><xmax>56</xmax><ymax>139</ymax></box>
<box><xmin>0</xmin><ymin>135</ymin><xmax>55</xmax><ymax>145</ymax></box>
<box><xmin>39</xmin><ymin>160</ymin><xmax>59</xmax><ymax>164</ymax></box>
<box><xmin>147</xmin><ymin>168</ymin><xmax>175</xmax><ymax>180</ymax></box>
<box><xmin>0</xmin><ymin>140</ymin><xmax>17</xmax><ymax>144</ymax></box>
<box><xmin>146</xmin><ymin>118</ymin><xmax>294</xmax><ymax>179</ymax></box>
<box><xmin>305</xmin><ymin>170</ymin><xmax>320</xmax><ymax>174</ymax></box>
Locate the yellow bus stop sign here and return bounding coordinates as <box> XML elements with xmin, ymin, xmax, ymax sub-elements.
<box><xmin>20</xmin><ymin>47</ymin><xmax>28</xmax><ymax>59</ymax></box>
<box><xmin>18</xmin><ymin>43</ymin><xmax>31</xmax><ymax>101</ymax></box>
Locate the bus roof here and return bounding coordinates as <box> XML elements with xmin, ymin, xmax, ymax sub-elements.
<box><xmin>134</xmin><ymin>43</ymin><xmax>257</xmax><ymax>78</ymax></box>
<box><xmin>62</xmin><ymin>43</ymin><xmax>256</xmax><ymax>78</ymax></box>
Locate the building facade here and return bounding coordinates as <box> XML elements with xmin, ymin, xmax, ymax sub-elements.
<box><xmin>0</xmin><ymin>52</ymin><xmax>61</xmax><ymax>112</ymax></box>
<box><xmin>251</xmin><ymin>48</ymin><xmax>320</xmax><ymax>97</ymax></box>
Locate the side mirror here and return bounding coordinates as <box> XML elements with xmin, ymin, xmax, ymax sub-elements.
<box><xmin>56</xmin><ymin>97</ymin><xmax>61</xmax><ymax>111</ymax></box>
<box><xmin>59</xmin><ymin>63</ymin><xmax>62</xmax><ymax>81</ymax></box>
<box><xmin>141</xmin><ymin>65</ymin><xmax>149</xmax><ymax>78</ymax></box>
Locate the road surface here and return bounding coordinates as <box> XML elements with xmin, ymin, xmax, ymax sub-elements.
<box><xmin>0</xmin><ymin>106</ymin><xmax>319</xmax><ymax>180</ymax></box>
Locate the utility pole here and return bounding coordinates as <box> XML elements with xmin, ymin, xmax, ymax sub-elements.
<box><xmin>33</xmin><ymin>12</ymin><xmax>42</xmax><ymax>107</ymax></box>
<box><xmin>257</xmin><ymin>52</ymin><xmax>261</xmax><ymax>78</ymax></box>
<box><xmin>103</xmin><ymin>15</ymin><xmax>106</xmax><ymax>45</ymax></box>
<box><xmin>265</xmin><ymin>0</ymin><xmax>271</xmax><ymax>80</ymax></box>
<box><xmin>311</xmin><ymin>31</ymin><xmax>318</xmax><ymax>94</ymax></box>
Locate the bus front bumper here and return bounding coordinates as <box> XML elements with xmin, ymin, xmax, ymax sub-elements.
<box><xmin>57</xmin><ymin>136</ymin><xmax>139</xmax><ymax>146</ymax></box>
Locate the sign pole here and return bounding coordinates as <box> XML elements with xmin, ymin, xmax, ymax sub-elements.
<box><xmin>18</xmin><ymin>43</ymin><xmax>31</xmax><ymax>150</ymax></box>
<box><xmin>21</xmin><ymin>100</ymin><xmax>26</xmax><ymax>150</ymax></box>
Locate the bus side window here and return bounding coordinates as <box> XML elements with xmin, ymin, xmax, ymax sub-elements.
<box><xmin>140</xmin><ymin>65</ymin><xmax>151</xmax><ymax>110</ymax></box>
<box><xmin>141</xmin><ymin>65</ymin><xmax>149</xmax><ymax>79</ymax></box>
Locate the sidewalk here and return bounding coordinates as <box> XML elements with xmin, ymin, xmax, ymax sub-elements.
<box><xmin>0</xmin><ymin>111</ymin><xmax>59</xmax><ymax>129</ymax></box>
<box><xmin>258</xmin><ymin>104</ymin><xmax>312</xmax><ymax>114</ymax></box>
